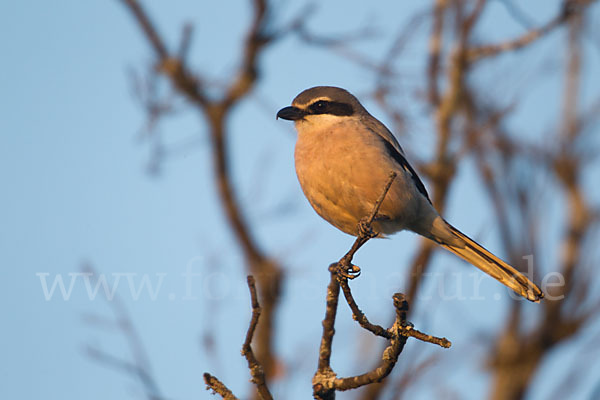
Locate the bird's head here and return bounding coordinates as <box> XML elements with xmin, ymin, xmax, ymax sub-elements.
<box><xmin>277</xmin><ymin>86</ymin><xmax>364</xmax><ymax>129</ymax></box>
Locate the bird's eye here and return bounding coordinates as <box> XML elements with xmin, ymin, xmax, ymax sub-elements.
<box><xmin>310</xmin><ymin>100</ymin><xmax>329</xmax><ymax>114</ymax></box>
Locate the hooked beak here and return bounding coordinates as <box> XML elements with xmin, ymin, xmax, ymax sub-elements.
<box><xmin>276</xmin><ymin>106</ymin><xmax>305</xmax><ymax>121</ymax></box>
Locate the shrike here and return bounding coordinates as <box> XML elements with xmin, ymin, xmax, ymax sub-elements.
<box><xmin>277</xmin><ymin>86</ymin><xmax>543</xmax><ymax>302</ymax></box>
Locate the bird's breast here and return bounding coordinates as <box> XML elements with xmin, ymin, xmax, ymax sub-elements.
<box><xmin>294</xmin><ymin>120</ymin><xmax>421</xmax><ymax>235</ymax></box>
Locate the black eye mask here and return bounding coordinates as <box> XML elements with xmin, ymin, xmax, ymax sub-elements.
<box><xmin>308</xmin><ymin>100</ymin><xmax>354</xmax><ymax>116</ymax></box>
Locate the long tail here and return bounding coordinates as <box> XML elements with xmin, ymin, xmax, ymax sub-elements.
<box><xmin>438</xmin><ymin>223</ymin><xmax>544</xmax><ymax>302</ymax></box>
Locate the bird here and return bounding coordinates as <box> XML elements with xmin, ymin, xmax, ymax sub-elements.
<box><xmin>277</xmin><ymin>86</ymin><xmax>543</xmax><ymax>302</ymax></box>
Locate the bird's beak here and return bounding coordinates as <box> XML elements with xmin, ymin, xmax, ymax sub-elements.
<box><xmin>276</xmin><ymin>106</ymin><xmax>305</xmax><ymax>121</ymax></box>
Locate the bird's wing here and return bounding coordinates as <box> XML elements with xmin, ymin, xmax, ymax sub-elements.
<box><xmin>362</xmin><ymin>116</ymin><xmax>405</xmax><ymax>155</ymax></box>
<box><xmin>380</xmin><ymin>139</ymin><xmax>432</xmax><ymax>204</ymax></box>
<box><xmin>363</xmin><ymin>118</ymin><xmax>432</xmax><ymax>204</ymax></box>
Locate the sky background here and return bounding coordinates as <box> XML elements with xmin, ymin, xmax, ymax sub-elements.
<box><xmin>2</xmin><ymin>1</ymin><xmax>600</xmax><ymax>399</ymax></box>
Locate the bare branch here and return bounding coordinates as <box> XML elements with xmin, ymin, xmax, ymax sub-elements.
<box><xmin>399</xmin><ymin>324</ymin><xmax>452</xmax><ymax>348</ymax></box>
<box><xmin>82</xmin><ymin>264</ymin><xmax>163</xmax><ymax>400</ymax></box>
<box><xmin>467</xmin><ymin>0</ymin><xmax>592</xmax><ymax>62</ymax></box>
<box><xmin>339</xmin><ymin>278</ymin><xmax>391</xmax><ymax>339</ymax></box>
<box><xmin>86</xmin><ymin>347</ymin><xmax>164</xmax><ymax>400</ymax></box>
<box><xmin>120</xmin><ymin>0</ymin><xmax>169</xmax><ymax>59</ymax></box>
<box><xmin>427</xmin><ymin>0</ymin><xmax>447</xmax><ymax>106</ymax></box>
<box><xmin>203</xmin><ymin>276</ymin><xmax>273</xmax><ymax>400</ymax></box>
<box><xmin>316</xmin><ymin>268</ymin><xmax>341</xmax><ymax>374</ymax></box>
<box><xmin>242</xmin><ymin>276</ymin><xmax>274</xmax><ymax>400</ymax></box>
<box><xmin>177</xmin><ymin>23</ymin><xmax>194</xmax><ymax>62</ymax></box>
<box><xmin>203</xmin><ymin>373</ymin><xmax>239</xmax><ymax>400</ymax></box>
<box><xmin>497</xmin><ymin>0</ymin><xmax>536</xmax><ymax>28</ymax></box>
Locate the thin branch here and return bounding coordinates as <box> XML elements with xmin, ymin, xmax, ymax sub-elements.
<box><xmin>497</xmin><ymin>0</ymin><xmax>536</xmax><ymax>29</ymax></box>
<box><xmin>427</xmin><ymin>0</ymin><xmax>447</xmax><ymax>106</ymax></box>
<box><xmin>86</xmin><ymin>347</ymin><xmax>164</xmax><ymax>400</ymax></box>
<box><xmin>177</xmin><ymin>23</ymin><xmax>194</xmax><ymax>63</ymax></box>
<box><xmin>338</xmin><ymin>171</ymin><xmax>397</xmax><ymax>272</ymax></box>
<box><xmin>203</xmin><ymin>276</ymin><xmax>273</xmax><ymax>400</ymax></box>
<box><xmin>467</xmin><ymin>0</ymin><xmax>589</xmax><ymax>62</ymax></box>
<box><xmin>203</xmin><ymin>373</ymin><xmax>239</xmax><ymax>400</ymax></box>
<box><xmin>339</xmin><ymin>279</ymin><xmax>391</xmax><ymax>339</ymax></box>
<box><xmin>316</xmin><ymin>267</ymin><xmax>341</xmax><ymax>374</ymax></box>
<box><xmin>222</xmin><ymin>0</ymin><xmax>269</xmax><ymax>107</ymax></box>
<box><xmin>398</xmin><ymin>325</ymin><xmax>452</xmax><ymax>348</ymax></box>
<box><xmin>243</xmin><ymin>276</ymin><xmax>262</xmax><ymax>351</ymax></box>
<box><xmin>120</xmin><ymin>0</ymin><xmax>168</xmax><ymax>59</ymax></box>
<box><xmin>242</xmin><ymin>276</ymin><xmax>274</xmax><ymax>400</ymax></box>
<box><xmin>82</xmin><ymin>264</ymin><xmax>163</xmax><ymax>400</ymax></box>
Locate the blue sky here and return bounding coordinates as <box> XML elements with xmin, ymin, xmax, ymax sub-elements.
<box><xmin>2</xmin><ymin>1</ymin><xmax>599</xmax><ymax>399</ymax></box>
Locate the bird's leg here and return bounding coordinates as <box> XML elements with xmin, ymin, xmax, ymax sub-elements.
<box><xmin>358</xmin><ymin>214</ymin><xmax>389</xmax><ymax>239</ymax></box>
<box><xmin>358</xmin><ymin>217</ymin><xmax>376</xmax><ymax>239</ymax></box>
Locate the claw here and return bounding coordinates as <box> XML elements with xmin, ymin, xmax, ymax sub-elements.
<box><xmin>334</xmin><ymin>262</ymin><xmax>361</xmax><ymax>280</ymax></box>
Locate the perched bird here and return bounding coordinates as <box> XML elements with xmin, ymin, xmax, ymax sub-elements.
<box><xmin>277</xmin><ymin>86</ymin><xmax>543</xmax><ymax>302</ymax></box>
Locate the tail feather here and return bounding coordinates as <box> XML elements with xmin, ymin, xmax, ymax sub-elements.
<box><xmin>439</xmin><ymin>224</ymin><xmax>544</xmax><ymax>302</ymax></box>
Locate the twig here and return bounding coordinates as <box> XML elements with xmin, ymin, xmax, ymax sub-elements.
<box><xmin>86</xmin><ymin>347</ymin><xmax>164</xmax><ymax>400</ymax></box>
<box><xmin>427</xmin><ymin>0</ymin><xmax>448</xmax><ymax>106</ymax></box>
<box><xmin>82</xmin><ymin>264</ymin><xmax>163</xmax><ymax>400</ymax></box>
<box><xmin>242</xmin><ymin>276</ymin><xmax>274</xmax><ymax>400</ymax></box>
<box><xmin>497</xmin><ymin>0</ymin><xmax>535</xmax><ymax>28</ymax></box>
<box><xmin>365</xmin><ymin>172</ymin><xmax>398</xmax><ymax>227</ymax></box>
<box><xmin>203</xmin><ymin>276</ymin><xmax>273</xmax><ymax>400</ymax></box>
<box><xmin>120</xmin><ymin>0</ymin><xmax>168</xmax><ymax>59</ymax></box>
<box><xmin>397</xmin><ymin>325</ymin><xmax>452</xmax><ymax>348</ymax></box>
<box><xmin>312</xmin><ymin>271</ymin><xmax>340</xmax><ymax>399</ymax></box>
<box><xmin>177</xmin><ymin>23</ymin><xmax>194</xmax><ymax>62</ymax></box>
<box><xmin>243</xmin><ymin>276</ymin><xmax>261</xmax><ymax>351</ymax></box>
<box><xmin>466</xmin><ymin>0</ymin><xmax>586</xmax><ymax>62</ymax></box>
<box><xmin>339</xmin><ymin>279</ymin><xmax>391</xmax><ymax>339</ymax></box>
<box><xmin>337</xmin><ymin>171</ymin><xmax>397</xmax><ymax>273</ymax></box>
<box><xmin>203</xmin><ymin>373</ymin><xmax>239</xmax><ymax>400</ymax></box>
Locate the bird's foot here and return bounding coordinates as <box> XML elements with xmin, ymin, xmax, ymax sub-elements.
<box><xmin>330</xmin><ymin>261</ymin><xmax>361</xmax><ymax>280</ymax></box>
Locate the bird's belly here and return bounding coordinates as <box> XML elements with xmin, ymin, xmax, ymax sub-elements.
<box><xmin>298</xmin><ymin>177</ymin><xmax>363</xmax><ymax>235</ymax></box>
<box><xmin>294</xmin><ymin>127</ymin><xmax>420</xmax><ymax>236</ymax></box>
